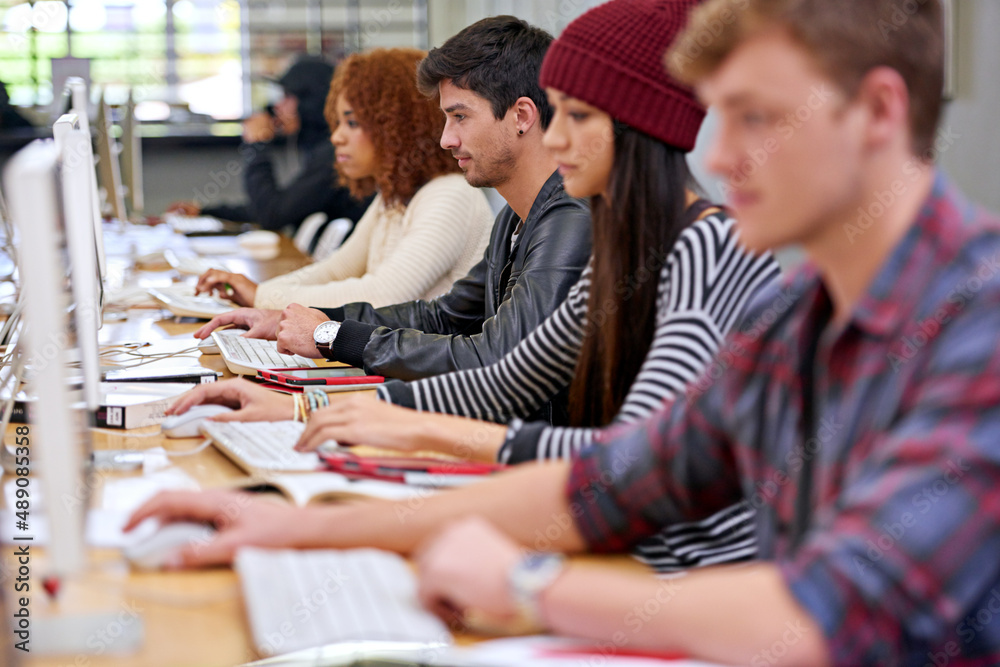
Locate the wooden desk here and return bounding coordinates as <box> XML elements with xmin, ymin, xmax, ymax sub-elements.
<box><xmin>1</xmin><ymin>233</ymin><xmax>643</xmax><ymax>665</ymax></box>
<box><xmin>2</xmin><ymin>232</ymin><xmax>313</xmax><ymax>666</ymax></box>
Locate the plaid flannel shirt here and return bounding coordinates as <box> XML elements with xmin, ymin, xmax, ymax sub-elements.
<box><xmin>568</xmin><ymin>174</ymin><xmax>1000</xmax><ymax>665</ymax></box>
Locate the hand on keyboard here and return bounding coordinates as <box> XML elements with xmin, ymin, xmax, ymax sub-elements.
<box><xmin>167</xmin><ymin>378</ymin><xmax>294</xmax><ymax>423</ymax></box>
<box><xmin>193</xmin><ymin>308</ymin><xmax>282</xmax><ymax>340</ymax></box>
<box><xmin>124</xmin><ymin>489</ymin><xmax>315</xmax><ymax>568</ymax></box>
<box><xmin>195</xmin><ymin>269</ymin><xmax>258</xmax><ymax>307</ymax></box>
<box><xmin>295</xmin><ymin>394</ymin><xmax>430</xmax><ymax>453</ymax></box>
<box><xmin>276</xmin><ymin>303</ymin><xmax>330</xmax><ymax>358</ymax></box>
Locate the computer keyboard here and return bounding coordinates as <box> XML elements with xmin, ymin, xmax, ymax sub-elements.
<box><xmin>147</xmin><ymin>286</ymin><xmax>236</xmax><ymax>319</ymax></box>
<box><xmin>235</xmin><ymin>547</ymin><xmax>452</xmax><ymax>657</ymax></box>
<box><xmin>212</xmin><ymin>328</ymin><xmax>318</xmax><ymax>375</ymax></box>
<box><xmin>200</xmin><ymin>420</ymin><xmax>322</xmax><ymax>473</ymax></box>
<box><xmin>162</xmin><ymin>248</ymin><xmax>226</xmax><ymax>276</ymax></box>
<box><xmin>163</xmin><ymin>213</ymin><xmax>226</xmax><ymax>235</ymax></box>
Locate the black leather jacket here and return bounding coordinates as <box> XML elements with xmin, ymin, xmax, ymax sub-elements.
<box><xmin>319</xmin><ymin>171</ymin><xmax>592</xmax><ymax>385</ymax></box>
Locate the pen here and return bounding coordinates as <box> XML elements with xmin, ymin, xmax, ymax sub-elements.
<box><xmin>223</xmin><ymin>283</ymin><xmax>235</xmax><ymax>298</ymax></box>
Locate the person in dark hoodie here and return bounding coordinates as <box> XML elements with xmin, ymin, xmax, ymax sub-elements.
<box><xmin>167</xmin><ymin>55</ymin><xmax>371</xmax><ymax>236</ymax></box>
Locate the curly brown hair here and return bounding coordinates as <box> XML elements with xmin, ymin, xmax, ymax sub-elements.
<box><xmin>325</xmin><ymin>48</ymin><xmax>460</xmax><ymax>207</ymax></box>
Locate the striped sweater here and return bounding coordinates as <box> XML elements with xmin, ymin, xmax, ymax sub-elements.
<box><xmin>379</xmin><ymin>210</ymin><xmax>781</xmax><ymax>571</ymax></box>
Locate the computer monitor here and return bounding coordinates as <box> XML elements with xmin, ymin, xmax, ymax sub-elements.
<box><xmin>53</xmin><ymin>115</ymin><xmax>103</xmax><ymax>411</ymax></box>
<box><xmin>2</xmin><ymin>140</ymin><xmax>89</xmax><ymax>579</ymax></box>
<box><xmin>120</xmin><ymin>90</ymin><xmax>144</xmax><ymax>219</ymax></box>
<box><xmin>61</xmin><ymin>77</ymin><xmax>108</xmax><ymax>283</ymax></box>
<box><xmin>94</xmin><ymin>94</ymin><xmax>127</xmax><ymax>224</ymax></box>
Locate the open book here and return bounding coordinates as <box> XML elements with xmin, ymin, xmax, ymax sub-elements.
<box><xmin>230</xmin><ymin>471</ymin><xmax>436</xmax><ymax>507</ymax></box>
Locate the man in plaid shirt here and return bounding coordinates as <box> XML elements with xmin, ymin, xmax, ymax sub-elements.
<box><xmin>130</xmin><ymin>0</ymin><xmax>1000</xmax><ymax>663</ymax></box>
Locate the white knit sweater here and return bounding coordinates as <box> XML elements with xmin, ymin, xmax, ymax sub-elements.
<box><xmin>254</xmin><ymin>174</ymin><xmax>493</xmax><ymax>309</ymax></box>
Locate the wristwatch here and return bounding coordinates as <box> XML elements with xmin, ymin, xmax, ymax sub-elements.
<box><xmin>507</xmin><ymin>552</ymin><xmax>566</xmax><ymax>630</ymax></box>
<box><xmin>313</xmin><ymin>320</ymin><xmax>342</xmax><ymax>357</ymax></box>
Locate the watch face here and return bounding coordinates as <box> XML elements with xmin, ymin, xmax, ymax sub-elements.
<box><xmin>314</xmin><ymin>321</ymin><xmax>339</xmax><ymax>345</ymax></box>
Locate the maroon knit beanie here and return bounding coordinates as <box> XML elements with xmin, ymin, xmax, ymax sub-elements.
<box><xmin>539</xmin><ymin>0</ymin><xmax>705</xmax><ymax>152</ymax></box>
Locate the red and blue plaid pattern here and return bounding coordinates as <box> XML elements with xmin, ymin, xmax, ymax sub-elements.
<box><xmin>568</xmin><ymin>174</ymin><xmax>1000</xmax><ymax>665</ymax></box>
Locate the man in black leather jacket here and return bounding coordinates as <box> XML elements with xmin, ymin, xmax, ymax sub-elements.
<box><xmin>195</xmin><ymin>18</ymin><xmax>593</xmax><ymax>414</ymax></box>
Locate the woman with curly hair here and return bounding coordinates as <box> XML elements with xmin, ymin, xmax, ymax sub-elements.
<box><xmin>195</xmin><ymin>48</ymin><xmax>494</xmax><ymax>310</ymax></box>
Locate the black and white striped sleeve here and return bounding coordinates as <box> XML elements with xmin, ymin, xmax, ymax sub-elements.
<box><xmin>498</xmin><ymin>212</ymin><xmax>780</xmax><ymax>463</ymax></box>
<box><xmin>376</xmin><ymin>266</ymin><xmax>593</xmax><ymax>423</ymax></box>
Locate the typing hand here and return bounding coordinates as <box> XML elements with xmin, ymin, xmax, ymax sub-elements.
<box><xmin>416</xmin><ymin>517</ymin><xmax>521</xmax><ymax>628</ymax></box>
<box><xmin>193</xmin><ymin>308</ymin><xmax>282</xmax><ymax>340</ymax></box>
<box><xmin>195</xmin><ymin>269</ymin><xmax>258</xmax><ymax>307</ymax></box>
<box><xmin>294</xmin><ymin>394</ymin><xmax>422</xmax><ymax>452</ymax></box>
<box><xmin>165</xmin><ymin>200</ymin><xmax>202</xmax><ymax>216</ymax></box>
<box><xmin>166</xmin><ymin>378</ymin><xmax>293</xmax><ymax>422</ymax></box>
<box><xmin>276</xmin><ymin>303</ymin><xmax>329</xmax><ymax>358</ymax></box>
<box><xmin>123</xmin><ymin>490</ymin><xmax>321</xmax><ymax>568</ymax></box>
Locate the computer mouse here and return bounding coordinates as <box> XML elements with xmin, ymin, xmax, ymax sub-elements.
<box><xmin>123</xmin><ymin>521</ymin><xmax>217</xmax><ymax>570</ymax></box>
<box><xmin>197</xmin><ymin>337</ymin><xmax>220</xmax><ymax>355</ymax></box>
<box><xmin>161</xmin><ymin>404</ymin><xmax>234</xmax><ymax>438</ymax></box>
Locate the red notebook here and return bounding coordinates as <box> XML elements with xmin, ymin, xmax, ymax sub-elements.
<box><xmin>319</xmin><ymin>449</ymin><xmax>506</xmax><ymax>487</ymax></box>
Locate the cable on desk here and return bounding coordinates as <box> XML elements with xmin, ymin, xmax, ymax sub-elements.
<box><xmin>99</xmin><ymin>345</ymin><xmax>201</xmax><ymax>370</ymax></box>
<box><xmin>161</xmin><ymin>438</ymin><xmax>214</xmax><ymax>457</ymax></box>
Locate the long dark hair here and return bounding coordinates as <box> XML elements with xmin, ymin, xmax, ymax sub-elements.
<box><xmin>568</xmin><ymin>123</ymin><xmax>696</xmax><ymax>427</ymax></box>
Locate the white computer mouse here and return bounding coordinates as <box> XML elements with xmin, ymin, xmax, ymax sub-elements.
<box><xmin>123</xmin><ymin>521</ymin><xmax>217</xmax><ymax>570</ymax></box>
<box><xmin>161</xmin><ymin>404</ymin><xmax>234</xmax><ymax>438</ymax></box>
<box><xmin>197</xmin><ymin>337</ymin><xmax>220</xmax><ymax>355</ymax></box>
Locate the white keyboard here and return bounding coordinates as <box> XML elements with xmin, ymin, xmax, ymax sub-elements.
<box><xmin>212</xmin><ymin>328</ymin><xmax>318</xmax><ymax>375</ymax></box>
<box><xmin>147</xmin><ymin>286</ymin><xmax>236</xmax><ymax>319</ymax></box>
<box><xmin>162</xmin><ymin>248</ymin><xmax>225</xmax><ymax>276</ymax></box>
<box><xmin>163</xmin><ymin>213</ymin><xmax>226</xmax><ymax>235</ymax></box>
<box><xmin>200</xmin><ymin>420</ymin><xmax>322</xmax><ymax>473</ymax></box>
<box><xmin>236</xmin><ymin>547</ymin><xmax>451</xmax><ymax>657</ymax></box>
